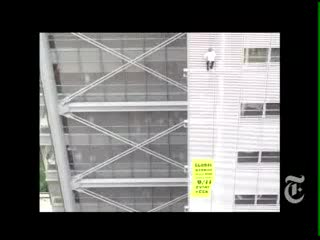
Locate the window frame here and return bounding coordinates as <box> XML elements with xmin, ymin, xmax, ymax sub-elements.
<box><xmin>270</xmin><ymin>48</ymin><xmax>280</xmax><ymax>62</ymax></box>
<box><xmin>237</xmin><ymin>151</ymin><xmax>260</xmax><ymax>163</ymax></box>
<box><xmin>240</xmin><ymin>103</ymin><xmax>264</xmax><ymax>117</ymax></box>
<box><xmin>243</xmin><ymin>47</ymin><xmax>280</xmax><ymax>64</ymax></box>
<box><xmin>234</xmin><ymin>194</ymin><xmax>279</xmax><ymax>206</ymax></box>
<box><xmin>260</xmin><ymin>151</ymin><xmax>280</xmax><ymax>163</ymax></box>
<box><xmin>243</xmin><ymin>48</ymin><xmax>269</xmax><ymax>63</ymax></box>
<box><xmin>240</xmin><ymin>102</ymin><xmax>280</xmax><ymax>118</ymax></box>
<box><xmin>234</xmin><ymin>195</ymin><xmax>256</xmax><ymax>205</ymax></box>
<box><xmin>256</xmin><ymin>194</ymin><xmax>278</xmax><ymax>205</ymax></box>
<box><xmin>237</xmin><ymin>151</ymin><xmax>280</xmax><ymax>164</ymax></box>
<box><xmin>265</xmin><ymin>103</ymin><xmax>280</xmax><ymax>117</ymax></box>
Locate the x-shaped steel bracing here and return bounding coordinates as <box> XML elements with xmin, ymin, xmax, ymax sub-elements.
<box><xmin>77</xmin><ymin>188</ymin><xmax>188</xmax><ymax>212</ymax></box>
<box><xmin>61</xmin><ymin>32</ymin><xmax>188</xmax><ymax>212</ymax></box>
<box><xmin>72</xmin><ymin>32</ymin><xmax>187</xmax><ymax>92</ymax></box>
<box><xmin>67</xmin><ymin>113</ymin><xmax>186</xmax><ymax>181</ymax></box>
<box><xmin>69</xmin><ymin>113</ymin><xmax>187</xmax><ymax>212</ymax></box>
<box><xmin>60</xmin><ymin>32</ymin><xmax>187</xmax><ymax>105</ymax></box>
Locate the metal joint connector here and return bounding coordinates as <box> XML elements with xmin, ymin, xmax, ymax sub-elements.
<box><xmin>58</xmin><ymin>103</ymin><xmax>69</xmax><ymax>115</ymax></box>
<box><xmin>63</xmin><ymin>112</ymin><xmax>74</xmax><ymax>119</ymax></box>
<box><xmin>71</xmin><ymin>180</ymin><xmax>80</xmax><ymax>190</ymax></box>
<box><xmin>183</xmin><ymin>120</ymin><xmax>188</xmax><ymax>128</ymax></box>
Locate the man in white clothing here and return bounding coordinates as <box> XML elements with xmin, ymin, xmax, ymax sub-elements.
<box><xmin>204</xmin><ymin>48</ymin><xmax>216</xmax><ymax>71</ymax></box>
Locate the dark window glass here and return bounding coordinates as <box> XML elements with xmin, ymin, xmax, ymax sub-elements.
<box><xmin>270</xmin><ymin>48</ymin><xmax>280</xmax><ymax>62</ymax></box>
<box><xmin>122</xmin><ymin>39</ymin><xmax>144</xmax><ymax>48</ymax></box>
<box><xmin>167</xmin><ymin>38</ymin><xmax>187</xmax><ymax>47</ymax></box>
<box><xmin>99</xmin><ymin>39</ymin><xmax>122</xmax><ymax>49</ymax></box>
<box><xmin>237</xmin><ymin>151</ymin><xmax>259</xmax><ymax>163</ymax></box>
<box><xmin>245</xmin><ymin>48</ymin><xmax>269</xmax><ymax>63</ymax></box>
<box><xmin>81</xmin><ymin>33</ymin><xmax>100</xmax><ymax>39</ymax></box>
<box><xmin>261</xmin><ymin>151</ymin><xmax>280</xmax><ymax>162</ymax></box>
<box><xmin>241</xmin><ymin>103</ymin><xmax>263</xmax><ymax>116</ymax></box>
<box><xmin>144</xmin><ymin>33</ymin><xmax>163</xmax><ymax>38</ymax></box>
<box><xmin>265</xmin><ymin>103</ymin><xmax>280</xmax><ymax>116</ymax></box>
<box><xmin>121</xmin><ymin>33</ymin><xmax>144</xmax><ymax>39</ymax></box>
<box><xmin>123</xmin><ymin>49</ymin><xmax>144</xmax><ymax>60</ymax></box>
<box><xmin>100</xmin><ymin>33</ymin><xmax>123</xmax><ymax>39</ymax></box>
<box><xmin>257</xmin><ymin>195</ymin><xmax>278</xmax><ymax>204</ymax></box>
<box><xmin>235</xmin><ymin>195</ymin><xmax>255</xmax><ymax>204</ymax></box>
<box><xmin>167</xmin><ymin>47</ymin><xmax>187</xmax><ymax>61</ymax></box>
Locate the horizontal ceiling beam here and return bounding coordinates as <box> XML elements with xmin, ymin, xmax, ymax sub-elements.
<box><xmin>72</xmin><ymin>178</ymin><xmax>188</xmax><ymax>189</ymax></box>
<box><xmin>59</xmin><ymin>101</ymin><xmax>187</xmax><ymax>114</ymax></box>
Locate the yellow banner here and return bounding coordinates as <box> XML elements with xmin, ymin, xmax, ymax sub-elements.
<box><xmin>191</xmin><ymin>159</ymin><xmax>215</xmax><ymax>198</ymax></box>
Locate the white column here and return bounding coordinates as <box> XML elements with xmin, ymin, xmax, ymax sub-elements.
<box><xmin>40</xmin><ymin>33</ymin><xmax>76</xmax><ymax>212</ymax></box>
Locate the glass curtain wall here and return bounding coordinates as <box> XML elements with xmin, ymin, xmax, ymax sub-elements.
<box><xmin>46</xmin><ymin>33</ymin><xmax>187</xmax><ymax>212</ymax></box>
<box><xmin>48</xmin><ymin>33</ymin><xmax>187</xmax><ymax>102</ymax></box>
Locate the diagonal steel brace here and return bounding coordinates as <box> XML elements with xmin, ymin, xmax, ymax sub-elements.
<box><xmin>148</xmin><ymin>193</ymin><xmax>188</xmax><ymax>212</ymax></box>
<box><xmin>70</xmin><ymin>117</ymin><xmax>185</xmax><ymax>181</ymax></box>
<box><xmin>61</xmin><ymin>33</ymin><xmax>185</xmax><ymax>105</ymax></box>
<box><xmin>72</xmin><ymin>32</ymin><xmax>187</xmax><ymax>92</ymax></box>
<box><xmin>66</xmin><ymin>113</ymin><xmax>185</xmax><ymax>170</ymax></box>
<box><xmin>77</xmin><ymin>188</ymin><xmax>139</xmax><ymax>212</ymax></box>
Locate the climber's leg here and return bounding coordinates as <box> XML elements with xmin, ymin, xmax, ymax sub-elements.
<box><xmin>210</xmin><ymin>61</ymin><xmax>214</xmax><ymax>69</ymax></box>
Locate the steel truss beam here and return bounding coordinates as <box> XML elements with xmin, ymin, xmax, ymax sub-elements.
<box><xmin>78</xmin><ymin>188</ymin><xmax>139</xmax><ymax>212</ymax></box>
<box><xmin>71</xmin><ymin>32</ymin><xmax>187</xmax><ymax>92</ymax></box>
<box><xmin>67</xmin><ymin>113</ymin><xmax>185</xmax><ymax>175</ymax></box>
<box><xmin>148</xmin><ymin>193</ymin><xmax>188</xmax><ymax>212</ymax></box>
<box><xmin>61</xmin><ymin>33</ymin><xmax>186</xmax><ymax>105</ymax></box>
<box><xmin>72</xmin><ymin>178</ymin><xmax>188</xmax><ymax>189</ymax></box>
<box><xmin>77</xmin><ymin>188</ymin><xmax>187</xmax><ymax>213</ymax></box>
<box><xmin>59</xmin><ymin>101</ymin><xmax>188</xmax><ymax>114</ymax></box>
<box><xmin>66</xmin><ymin>113</ymin><xmax>186</xmax><ymax>181</ymax></box>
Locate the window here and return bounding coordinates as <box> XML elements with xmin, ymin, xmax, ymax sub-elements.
<box><xmin>257</xmin><ymin>195</ymin><xmax>278</xmax><ymax>204</ymax></box>
<box><xmin>234</xmin><ymin>195</ymin><xmax>255</xmax><ymax>204</ymax></box>
<box><xmin>265</xmin><ymin>103</ymin><xmax>280</xmax><ymax>116</ymax></box>
<box><xmin>237</xmin><ymin>151</ymin><xmax>280</xmax><ymax>163</ymax></box>
<box><xmin>261</xmin><ymin>151</ymin><xmax>280</xmax><ymax>163</ymax></box>
<box><xmin>240</xmin><ymin>103</ymin><xmax>280</xmax><ymax>117</ymax></box>
<box><xmin>235</xmin><ymin>195</ymin><xmax>279</xmax><ymax>205</ymax></box>
<box><xmin>270</xmin><ymin>48</ymin><xmax>280</xmax><ymax>62</ymax></box>
<box><xmin>244</xmin><ymin>48</ymin><xmax>269</xmax><ymax>63</ymax></box>
<box><xmin>244</xmin><ymin>48</ymin><xmax>280</xmax><ymax>63</ymax></box>
<box><xmin>240</xmin><ymin>103</ymin><xmax>263</xmax><ymax>116</ymax></box>
<box><xmin>237</xmin><ymin>152</ymin><xmax>259</xmax><ymax>163</ymax></box>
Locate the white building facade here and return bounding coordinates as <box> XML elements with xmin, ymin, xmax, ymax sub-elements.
<box><xmin>188</xmin><ymin>33</ymin><xmax>280</xmax><ymax>212</ymax></box>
